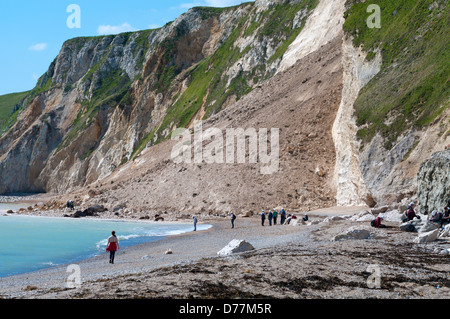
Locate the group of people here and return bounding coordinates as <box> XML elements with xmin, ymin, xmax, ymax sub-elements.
<box><xmin>403</xmin><ymin>201</ymin><xmax>450</xmax><ymax>228</ymax></box>
<box><xmin>106</xmin><ymin>201</ymin><xmax>450</xmax><ymax>264</ymax></box>
<box><xmin>260</xmin><ymin>208</ymin><xmax>307</xmax><ymax>226</ymax></box>
<box><xmin>430</xmin><ymin>206</ymin><xmax>450</xmax><ymax>228</ymax></box>
<box><xmin>371</xmin><ymin>201</ymin><xmax>450</xmax><ymax>229</ymax></box>
<box><xmin>66</xmin><ymin>200</ymin><xmax>75</xmax><ymax>211</ymax></box>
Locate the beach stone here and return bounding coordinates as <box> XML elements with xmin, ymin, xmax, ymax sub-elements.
<box><xmin>86</xmin><ymin>205</ymin><xmax>107</xmax><ymax>213</ymax></box>
<box><xmin>217</xmin><ymin>239</ymin><xmax>255</xmax><ymax>256</ymax></box>
<box><xmin>6</xmin><ymin>210</ymin><xmax>13</xmax><ymax>214</ymax></box>
<box><xmin>323</xmin><ymin>216</ymin><xmax>345</xmax><ymax>222</ymax></box>
<box><xmin>72</xmin><ymin>211</ymin><xmax>85</xmax><ymax>218</ymax></box>
<box><xmin>113</xmin><ymin>205</ymin><xmax>125</xmax><ymax>212</ymax></box>
<box><xmin>418</xmin><ymin>221</ymin><xmax>440</xmax><ymax>233</ymax></box>
<box><xmin>399</xmin><ymin>218</ymin><xmax>424</xmax><ymax>232</ymax></box>
<box><xmin>241</xmin><ymin>211</ymin><xmax>253</xmax><ymax>217</ymax></box>
<box><xmin>357</xmin><ymin>214</ymin><xmax>376</xmax><ymax>222</ymax></box>
<box><xmin>413</xmin><ymin>229</ymin><xmax>440</xmax><ymax>244</ymax></box>
<box><xmin>378</xmin><ymin>210</ymin><xmax>403</xmax><ymax>223</ymax></box>
<box><xmin>333</xmin><ymin>227</ymin><xmax>370</xmax><ymax>241</ymax></box>
<box><xmin>291</xmin><ymin>219</ymin><xmax>306</xmax><ymax>226</ymax></box>
<box><xmin>371</xmin><ymin>206</ymin><xmax>389</xmax><ymax>215</ymax></box>
<box><xmin>350</xmin><ymin>210</ymin><xmax>373</xmax><ymax>222</ymax></box>
<box><xmin>439</xmin><ymin>224</ymin><xmax>450</xmax><ymax>238</ymax></box>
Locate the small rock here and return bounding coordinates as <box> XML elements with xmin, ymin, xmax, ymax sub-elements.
<box><xmin>333</xmin><ymin>227</ymin><xmax>370</xmax><ymax>241</ymax></box>
<box><xmin>291</xmin><ymin>219</ymin><xmax>306</xmax><ymax>226</ymax></box>
<box><xmin>440</xmin><ymin>249</ymin><xmax>449</xmax><ymax>255</ymax></box>
<box><xmin>371</xmin><ymin>206</ymin><xmax>389</xmax><ymax>215</ymax></box>
<box><xmin>323</xmin><ymin>216</ymin><xmax>345</xmax><ymax>222</ymax></box>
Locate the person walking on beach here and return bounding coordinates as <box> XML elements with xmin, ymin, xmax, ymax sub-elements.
<box><xmin>106</xmin><ymin>231</ymin><xmax>119</xmax><ymax>264</ymax></box>
<box><xmin>268</xmin><ymin>210</ymin><xmax>273</xmax><ymax>226</ymax></box>
<box><xmin>280</xmin><ymin>208</ymin><xmax>286</xmax><ymax>225</ymax></box>
<box><xmin>261</xmin><ymin>210</ymin><xmax>266</xmax><ymax>226</ymax></box>
<box><xmin>193</xmin><ymin>215</ymin><xmax>198</xmax><ymax>231</ymax></box>
<box><xmin>231</xmin><ymin>211</ymin><xmax>236</xmax><ymax>229</ymax></box>
<box><xmin>273</xmin><ymin>210</ymin><xmax>278</xmax><ymax>225</ymax></box>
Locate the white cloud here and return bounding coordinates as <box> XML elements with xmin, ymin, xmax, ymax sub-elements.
<box><xmin>29</xmin><ymin>43</ymin><xmax>47</xmax><ymax>52</ymax></box>
<box><xmin>97</xmin><ymin>22</ymin><xmax>137</xmax><ymax>35</ymax></box>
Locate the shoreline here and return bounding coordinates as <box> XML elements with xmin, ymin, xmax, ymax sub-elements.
<box><xmin>0</xmin><ymin>214</ymin><xmax>214</xmax><ymax>280</ymax></box>
<box><xmin>0</xmin><ymin>214</ymin><xmax>315</xmax><ymax>298</ymax></box>
<box><xmin>1</xmin><ymin>204</ymin><xmax>449</xmax><ymax>299</ymax></box>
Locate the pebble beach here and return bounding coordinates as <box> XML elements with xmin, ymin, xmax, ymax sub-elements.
<box><xmin>0</xmin><ymin>205</ymin><xmax>449</xmax><ymax>299</ymax></box>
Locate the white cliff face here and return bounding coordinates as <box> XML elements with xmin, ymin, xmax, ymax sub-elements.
<box><xmin>332</xmin><ymin>37</ymin><xmax>382</xmax><ymax>206</ymax></box>
<box><xmin>278</xmin><ymin>0</ymin><xmax>346</xmax><ymax>73</ymax></box>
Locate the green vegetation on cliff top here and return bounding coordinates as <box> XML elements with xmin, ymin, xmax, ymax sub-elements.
<box><xmin>0</xmin><ymin>91</ymin><xmax>31</xmax><ymax>134</ymax></box>
<box><xmin>343</xmin><ymin>0</ymin><xmax>449</xmax><ymax>149</ymax></box>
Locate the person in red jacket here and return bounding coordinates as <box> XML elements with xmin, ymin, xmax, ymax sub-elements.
<box><xmin>106</xmin><ymin>231</ymin><xmax>119</xmax><ymax>264</ymax></box>
<box><xmin>372</xmin><ymin>216</ymin><xmax>387</xmax><ymax>228</ymax></box>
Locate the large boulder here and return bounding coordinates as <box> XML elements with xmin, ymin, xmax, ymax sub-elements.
<box><xmin>217</xmin><ymin>240</ymin><xmax>255</xmax><ymax>256</ymax></box>
<box><xmin>417</xmin><ymin>149</ymin><xmax>450</xmax><ymax>214</ymax></box>
<box><xmin>399</xmin><ymin>219</ymin><xmax>440</xmax><ymax>233</ymax></box>
<box><xmin>413</xmin><ymin>229</ymin><xmax>440</xmax><ymax>243</ymax></box>
<box><xmin>378</xmin><ymin>209</ymin><xmax>404</xmax><ymax>223</ymax></box>
<box><xmin>418</xmin><ymin>220</ymin><xmax>440</xmax><ymax>233</ymax></box>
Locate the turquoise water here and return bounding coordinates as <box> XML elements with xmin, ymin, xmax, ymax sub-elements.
<box><xmin>0</xmin><ymin>213</ymin><xmax>209</xmax><ymax>278</ymax></box>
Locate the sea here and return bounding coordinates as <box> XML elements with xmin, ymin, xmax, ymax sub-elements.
<box><xmin>0</xmin><ymin>202</ymin><xmax>210</xmax><ymax>278</ymax></box>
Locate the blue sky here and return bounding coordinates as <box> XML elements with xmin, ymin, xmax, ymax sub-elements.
<box><xmin>0</xmin><ymin>0</ymin><xmax>252</xmax><ymax>95</ymax></box>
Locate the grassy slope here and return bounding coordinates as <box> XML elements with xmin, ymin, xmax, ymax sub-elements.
<box><xmin>0</xmin><ymin>91</ymin><xmax>31</xmax><ymax>134</ymax></box>
<box><xmin>343</xmin><ymin>0</ymin><xmax>450</xmax><ymax>149</ymax></box>
<box><xmin>0</xmin><ymin>91</ymin><xmax>30</xmax><ymax>120</ymax></box>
